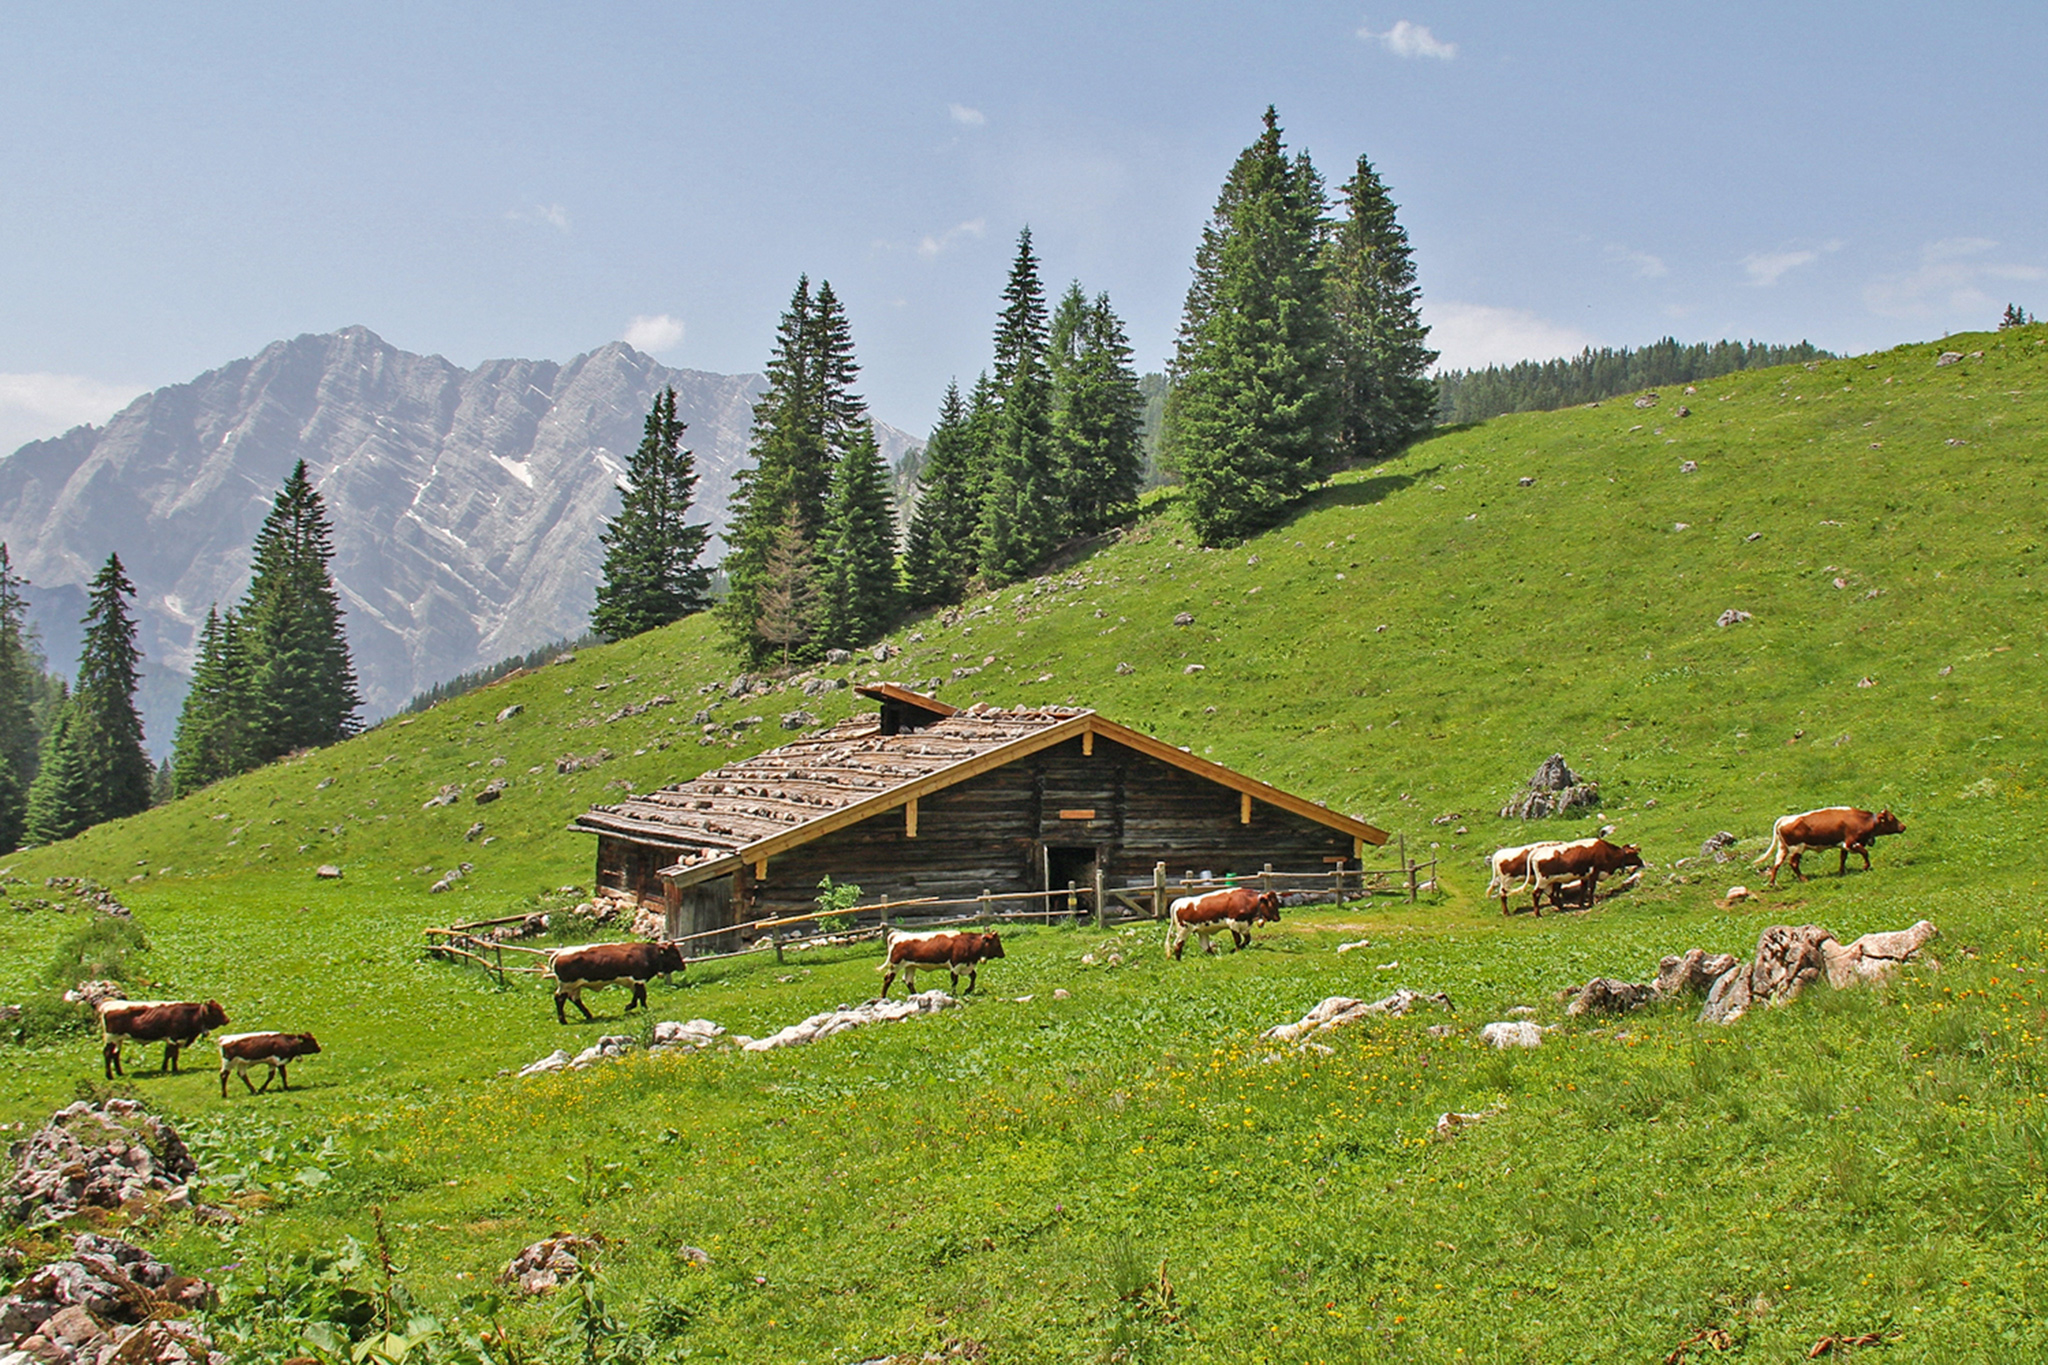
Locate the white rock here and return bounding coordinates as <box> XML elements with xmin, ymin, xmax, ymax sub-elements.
<box><xmin>519</xmin><ymin>1050</ymin><xmax>572</xmax><ymax>1076</ymax></box>
<box><xmin>1480</xmin><ymin>1021</ymin><xmax>1544</xmax><ymax>1049</ymax></box>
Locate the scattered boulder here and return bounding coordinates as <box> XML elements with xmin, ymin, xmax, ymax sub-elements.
<box><xmin>5</xmin><ymin>1100</ymin><xmax>196</xmax><ymax>1226</ymax></box>
<box><xmin>651</xmin><ymin>1019</ymin><xmax>725</xmax><ymax>1050</ymax></box>
<box><xmin>1720</xmin><ymin>886</ymin><xmax>1753</xmax><ymax>906</ymax></box>
<box><xmin>422</xmin><ymin>784</ymin><xmax>462</xmax><ymax>809</ymax></box>
<box><xmin>1435</xmin><ymin>1103</ymin><xmax>1505</xmax><ymax>1140</ymax></box>
<box><xmin>1499</xmin><ymin>754</ymin><xmax>1599</xmax><ymax>820</ymax></box>
<box><xmin>1564</xmin><ymin>978</ymin><xmax>1656</xmax><ymax>1017</ymax></box>
<box><xmin>1518</xmin><ymin>476</ymin><xmax>1535</xmax><ymax>487</ymax></box>
<box><xmin>60</xmin><ymin>982</ymin><xmax>124</xmax><ymax>1010</ymax></box>
<box><xmin>1699</xmin><ymin>831</ymin><xmax>1739</xmax><ymax>862</ymax></box>
<box><xmin>726</xmin><ymin>674</ymin><xmax>753</xmax><ymax>698</ymax></box>
<box><xmin>1114</xmin><ymin>662</ymin><xmax>1134</xmax><ymax>675</ymax></box>
<box><xmin>517</xmin><ymin>1050</ymin><xmax>571</xmax><ymax>1077</ymax></box>
<box><xmin>780</xmin><ymin>710</ymin><xmax>818</xmax><ymax>731</ymax></box>
<box><xmin>1480</xmin><ymin>1021</ymin><xmax>1544</xmax><ymax>1049</ymax></box>
<box><xmin>465</xmin><ymin>823</ymin><xmax>485</xmax><ymax>843</ymax></box>
<box><xmin>1823</xmin><ymin>920</ymin><xmax>1939</xmax><ymax>988</ymax></box>
<box><xmin>1702</xmin><ymin>924</ymin><xmax>1837</xmax><ymax>1023</ymax></box>
<box><xmin>1561</xmin><ymin>923</ymin><xmax>1936</xmax><ymax>1026</ymax></box>
<box><xmin>551</xmin><ymin>652</ymin><xmax>576</xmax><ymax>666</ymax></box>
<box><xmin>1716</xmin><ymin>609</ymin><xmax>1752</xmax><ymax>627</ymax></box>
<box><xmin>314</xmin><ymin>864</ymin><xmax>343</xmax><ymax>880</ymax></box>
<box><xmin>1173</xmin><ymin>612</ymin><xmax>1195</xmax><ymax>627</ymax></box>
<box><xmin>571</xmin><ymin>1036</ymin><xmax>637</xmax><ymax>1068</ymax></box>
<box><xmin>1263</xmin><ymin>989</ymin><xmax>1453</xmax><ymax>1043</ymax></box>
<box><xmin>0</xmin><ymin>1233</ymin><xmax>223</xmax><ymax>1364</ymax></box>
<box><xmin>1675</xmin><ymin>406</ymin><xmax>1691</xmax><ymax>418</ymax></box>
<box><xmin>1680</xmin><ymin>460</ymin><xmax>1698</xmax><ymax>473</ymax></box>
<box><xmin>501</xmin><ymin>1235</ymin><xmax>603</xmax><ymax>1296</ymax></box>
<box><xmin>1936</xmin><ymin>351</ymin><xmax>1964</xmax><ymax>366</ymax></box>
<box><xmin>739</xmin><ymin>991</ymin><xmax>959</xmax><ymax>1051</ymax></box>
<box><xmin>555</xmin><ymin>749</ymin><xmax>613</xmax><ymax>774</ymax></box>
<box><xmin>1633</xmin><ymin>393</ymin><xmax>1658</xmax><ymax>408</ymax></box>
<box><xmin>496</xmin><ymin>703</ymin><xmax>523</xmax><ymax>722</ymax></box>
<box><xmin>825</xmin><ymin>649</ymin><xmax>853</xmax><ymax>665</ymax></box>
<box><xmin>1183</xmin><ymin>664</ymin><xmax>1205</xmax><ymax>676</ymax></box>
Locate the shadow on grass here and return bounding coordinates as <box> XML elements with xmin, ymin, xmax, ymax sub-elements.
<box><xmin>1283</xmin><ymin>469</ymin><xmax>1430</xmax><ymax>525</ymax></box>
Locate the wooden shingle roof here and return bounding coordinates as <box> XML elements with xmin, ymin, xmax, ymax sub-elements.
<box><xmin>571</xmin><ymin>687</ymin><xmax>1386</xmax><ymax>887</ymax></box>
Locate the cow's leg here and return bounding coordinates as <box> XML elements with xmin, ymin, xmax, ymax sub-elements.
<box><xmin>258</xmin><ymin>1065</ymin><xmax>278</xmax><ymax>1094</ymax></box>
<box><xmin>1838</xmin><ymin>844</ymin><xmax>1852</xmax><ymax>876</ymax></box>
<box><xmin>962</xmin><ymin>963</ymin><xmax>977</xmax><ymax>995</ymax></box>
<box><xmin>163</xmin><ymin>1042</ymin><xmax>181</xmax><ymax>1074</ymax></box>
<box><xmin>276</xmin><ymin>1063</ymin><xmax>290</xmax><ymax>1091</ymax></box>
<box><xmin>879</xmin><ymin>967</ymin><xmax>897</xmax><ymax>998</ymax></box>
<box><xmin>1789</xmin><ymin>849</ymin><xmax>1807</xmax><ymax>882</ymax></box>
<box><xmin>1859</xmin><ymin>842</ymin><xmax>1874</xmax><ymax>871</ymax></box>
<box><xmin>103</xmin><ymin>1039</ymin><xmax>122</xmax><ymax>1080</ymax></box>
<box><xmin>220</xmin><ymin>1066</ymin><xmax>231</xmax><ymax>1099</ymax></box>
<box><xmin>554</xmin><ymin>990</ymin><xmax>570</xmax><ymax>1024</ymax></box>
<box><xmin>628</xmin><ymin>980</ymin><xmax>648</xmax><ymax>1013</ymax></box>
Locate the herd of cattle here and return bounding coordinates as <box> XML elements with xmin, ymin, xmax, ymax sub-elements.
<box><xmin>80</xmin><ymin>806</ymin><xmax>1906</xmax><ymax>1090</ymax></box>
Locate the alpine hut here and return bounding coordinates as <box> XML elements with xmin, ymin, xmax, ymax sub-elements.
<box><xmin>572</xmin><ymin>684</ymin><xmax>1387</xmax><ymax>940</ymax></box>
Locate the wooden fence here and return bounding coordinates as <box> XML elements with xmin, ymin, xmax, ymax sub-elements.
<box><xmin>424</xmin><ymin>852</ymin><xmax>1439</xmax><ymax>980</ymax></box>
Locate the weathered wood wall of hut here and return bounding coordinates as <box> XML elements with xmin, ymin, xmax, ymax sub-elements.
<box><xmin>595</xmin><ymin>836</ymin><xmax>675</xmax><ymax>908</ymax></box>
<box><xmin>732</xmin><ymin>734</ymin><xmax>1354</xmax><ymax>919</ymax></box>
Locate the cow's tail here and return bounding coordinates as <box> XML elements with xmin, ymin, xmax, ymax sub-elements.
<box><xmin>1753</xmin><ymin>818</ymin><xmax>1788</xmax><ymax>869</ymax></box>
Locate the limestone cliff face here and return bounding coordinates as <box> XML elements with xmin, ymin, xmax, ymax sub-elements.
<box><xmin>0</xmin><ymin>326</ymin><xmax>916</xmax><ymax>739</ymax></box>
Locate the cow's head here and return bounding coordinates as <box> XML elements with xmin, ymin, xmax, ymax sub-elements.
<box><xmin>201</xmin><ymin>1001</ymin><xmax>229</xmax><ymax>1030</ymax></box>
<box><xmin>982</xmin><ymin>932</ymin><xmax>1005</xmax><ymax>960</ymax></box>
<box><xmin>1255</xmin><ymin>891</ymin><xmax>1282</xmax><ymax>923</ymax></box>
<box><xmin>288</xmin><ymin>1033</ymin><xmax>322</xmax><ymax>1055</ymax></box>
<box><xmin>1873</xmin><ymin>809</ymin><xmax>1905</xmax><ymax>836</ymax></box>
<box><xmin>1618</xmin><ymin>844</ymin><xmax>1644</xmax><ymax>870</ymax></box>
<box><xmin>654</xmin><ymin>941</ymin><xmax>688</xmax><ymax>975</ymax></box>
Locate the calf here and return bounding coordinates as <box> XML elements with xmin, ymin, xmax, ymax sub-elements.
<box><xmin>217</xmin><ymin>1032</ymin><xmax>322</xmax><ymax>1097</ymax></box>
<box><xmin>99</xmin><ymin>999</ymin><xmax>229</xmax><ymax>1078</ymax></box>
<box><xmin>1755</xmin><ymin>807</ymin><xmax>1905</xmax><ymax>886</ymax></box>
<box><xmin>877</xmin><ymin>930</ymin><xmax>1004</xmax><ymax>997</ymax></box>
<box><xmin>1522</xmin><ymin>839</ymin><xmax>1644</xmax><ymax>916</ymax></box>
<box><xmin>1165</xmin><ymin>888</ymin><xmax>1282</xmax><ymax>959</ymax></box>
<box><xmin>546</xmin><ymin>940</ymin><xmax>686</xmax><ymax>1024</ymax></box>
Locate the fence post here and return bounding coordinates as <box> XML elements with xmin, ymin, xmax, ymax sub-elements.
<box><xmin>1408</xmin><ymin>857</ymin><xmax>1419</xmax><ymax>904</ymax></box>
<box><xmin>1065</xmin><ymin>880</ymin><xmax>1077</xmax><ymax>924</ymax></box>
<box><xmin>1093</xmin><ymin>865</ymin><xmax>1106</xmax><ymax>929</ymax></box>
<box><xmin>775</xmin><ymin>939</ymin><xmax>785</xmax><ymax>964</ymax></box>
<box><xmin>1261</xmin><ymin>862</ymin><xmax>1273</xmax><ymax>895</ymax></box>
<box><xmin>1153</xmin><ymin>862</ymin><xmax>1167</xmax><ymax>920</ymax></box>
<box><xmin>980</xmin><ymin>888</ymin><xmax>992</xmax><ymax>924</ymax></box>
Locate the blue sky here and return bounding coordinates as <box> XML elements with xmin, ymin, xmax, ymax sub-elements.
<box><xmin>3</xmin><ymin>2</ymin><xmax>2043</xmax><ymax>451</ymax></box>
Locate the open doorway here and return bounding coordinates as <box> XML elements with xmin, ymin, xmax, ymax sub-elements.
<box><xmin>1045</xmin><ymin>845</ymin><xmax>1098</xmax><ymax>918</ymax></box>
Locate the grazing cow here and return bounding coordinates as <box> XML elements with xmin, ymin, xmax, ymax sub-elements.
<box><xmin>1165</xmin><ymin>888</ymin><xmax>1282</xmax><ymax>959</ymax></box>
<box><xmin>1755</xmin><ymin>807</ymin><xmax>1905</xmax><ymax>887</ymax></box>
<box><xmin>546</xmin><ymin>941</ymin><xmax>686</xmax><ymax>1024</ymax></box>
<box><xmin>1522</xmin><ymin>839</ymin><xmax>1645</xmax><ymax>916</ymax></box>
<box><xmin>217</xmin><ymin>1032</ymin><xmax>322</xmax><ymax>1097</ymax></box>
<box><xmin>877</xmin><ymin>930</ymin><xmax>1004</xmax><ymax>997</ymax></box>
<box><xmin>99</xmin><ymin>999</ymin><xmax>229</xmax><ymax>1078</ymax></box>
<box><xmin>1486</xmin><ymin>843</ymin><xmax>1565</xmax><ymax>916</ymax></box>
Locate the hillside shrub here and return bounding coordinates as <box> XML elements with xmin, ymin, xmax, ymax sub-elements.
<box><xmin>40</xmin><ymin>916</ymin><xmax>148</xmax><ymax>990</ymax></box>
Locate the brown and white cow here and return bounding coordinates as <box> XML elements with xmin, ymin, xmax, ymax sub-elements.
<box><xmin>1755</xmin><ymin>807</ymin><xmax>1905</xmax><ymax>886</ymax></box>
<box><xmin>546</xmin><ymin>941</ymin><xmax>686</xmax><ymax>1024</ymax></box>
<box><xmin>1522</xmin><ymin>839</ymin><xmax>1644</xmax><ymax>916</ymax></box>
<box><xmin>1165</xmin><ymin>888</ymin><xmax>1282</xmax><ymax>959</ymax></box>
<box><xmin>217</xmin><ymin>1032</ymin><xmax>322</xmax><ymax>1097</ymax></box>
<box><xmin>99</xmin><ymin>999</ymin><xmax>229</xmax><ymax>1078</ymax></box>
<box><xmin>877</xmin><ymin>929</ymin><xmax>1004</xmax><ymax>997</ymax></box>
<box><xmin>1486</xmin><ymin>842</ymin><xmax>1565</xmax><ymax>916</ymax></box>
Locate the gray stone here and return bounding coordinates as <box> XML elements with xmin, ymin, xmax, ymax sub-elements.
<box><xmin>1716</xmin><ymin>609</ymin><xmax>1751</xmax><ymax>627</ymax></box>
<box><xmin>1173</xmin><ymin>612</ymin><xmax>1195</xmax><ymax>627</ymax></box>
<box><xmin>780</xmin><ymin>710</ymin><xmax>818</xmax><ymax>730</ymax></box>
<box><xmin>1115</xmin><ymin>661</ymin><xmax>1134</xmax><ymax>675</ymax></box>
<box><xmin>496</xmin><ymin>704</ymin><xmax>523</xmax><ymax>722</ymax></box>
<box><xmin>1698</xmin><ymin>831</ymin><xmax>1739</xmax><ymax>861</ymax></box>
<box><xmin>1936</xmin><ymin>350</ymin><xmax>1964</xmax><ymax>366</ymax></box>
<box><xmin>314</xmin><ymin>864</ymin><xmax>342</xmax><ymax>879</ymax></box>
<box><xmin>1500</xmin><ymin>754</ymin><xmax>1599</xmax><ymax>819</ymax></box>
<box><xmin>474</xmin><ymin>778</ymin><xmax>508</xmax><ymax>804</ymax></box>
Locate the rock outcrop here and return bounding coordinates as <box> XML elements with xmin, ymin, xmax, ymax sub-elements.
<box><xmin>5</xmin><ymin>1101</ymin><xmax>195</xmax><ymax>1226</ymax></box>
<box><xmin>1500</xmin><ymin>754</ymin><xmax>1600</xmax><ymax>820</ymax></box>
<box><xmin>1560</xmin><ymin>922</ymin><xmax>1936</xmax><ymax>1024</ymax></box>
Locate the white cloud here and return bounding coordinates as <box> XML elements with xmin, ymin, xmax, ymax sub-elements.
<box><xmin>1425</xmin><ymin>302</ymin><xmax>1595</xmax><ymax>371</ymax></box>
<box><xmin>507</xmin><ymin>203</ymin><xmax>571</xmax><ymax>232</ymax></box>
<box><xmin>948</xmin><ymin>103</ymin><xmax>987</xmax><ymax>128</ymax></box>
<box><xmin>1743</xmin><ymin>249</ymin><xmax>1819</xmax><ymax>286</ymax></box>
<box><xmin>1607</xmin><ymin>245</ymin><xmax>1668</xmax><ymax>279</ymax></box>
<box><xmin>917</xmin><ymin>217</ymin><xmax>987</xmax><ymax>259</ymax></box>
<box><xmin>1358</xmin><ymin>19</ymin><xmax>1457</xmax><ymax>59</ymax></box>
<box><xmin>1864</xmin><ymin>238</ymin><xmax>2044</xmax><ymax>319</ymax></box>
<box><xmin>621</xmin><ymin>314</ymin><xmax>685</xmax><ymax>352</ymax></box>
<box><xmin>0</xmin><ymin>372</ymin><xmax>142</xmax><ymax>456</ymax></box>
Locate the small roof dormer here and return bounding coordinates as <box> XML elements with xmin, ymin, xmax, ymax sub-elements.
<box><xmin>855</xmin><ymin>682</ymin><xmax>958</xmax><ymax>735</ymax></box>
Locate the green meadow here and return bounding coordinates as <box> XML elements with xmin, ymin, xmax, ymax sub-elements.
<box><xmin>0</xmin><ymin>328</ymin><xmax>2043</xmax><ymax>1361</ymax></box>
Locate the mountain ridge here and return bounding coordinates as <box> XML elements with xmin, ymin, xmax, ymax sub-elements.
<box><xmin>0</xmin><ymin>326</ymin><xmax>919</xmax><ymax>741</ymax></box>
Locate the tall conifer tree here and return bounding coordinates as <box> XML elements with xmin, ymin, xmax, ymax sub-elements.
<box><xmin>592</xmin><ymin>386</ymin><xmax>713</xmax><ymax>640</ymax></box>
<box><xmin>171</xmin><ymin>606</ymin><xmax>253</xmax><ymax>796</ymax></box>
<box><xmin>753</xmin><ymin>511</ymin><xmax>819</xmax><ymax>671</ymax></box>
<box><xmin>721</xmin><ymin>276</ymin><xmax>871</xmax><ymax>664</ymax></box>
<box><xmin>0</xmin><ymin>545</ymin><xmax>37</xmax><ymax>788</ymax></box>
<box><xmin>23</xmin><ymin>686</ymin><xmax>90</xmax><ymax>846</ymax></box>
<box><xmin>901</xmin><ymin>382</ymin><xmax>983</xmax><ymax>606</ymax></box>
<box><xmin>1327</xmin><ymin>154</ymin><xmax>1437</xmax><ymax>465</ymax></box>
<box><xmin>242</xmin><ymin>461</ymin><xmax>360</xmax><ymax>762</ymax></box>
<box><xmin>978</xmin><ymin>228</ymin><xmax>1059</xmax><ymax>582</ymax></box>
<box><xmin>1050</xmin><ymin>286</ymin><xmax>1146</xmax><ymax>534</ymax></box>
<box><xmin>1165</xmin><ymin>107</ymin><xmax>1337</xmax><ymax>544</ymax></box>
<box><xmin>818</xmin><ymin>420</ymin><xmax>901</xmax><ymax>649</ymax></box>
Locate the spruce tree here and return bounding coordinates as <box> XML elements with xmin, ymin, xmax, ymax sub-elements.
<box><xmin>818</xmin><ymin>420</ymin><xmax>901</xmax><ymax>649</ymax></box>
<box><xmin>720</xmin><ymin>276</ymin><xmax>871</xmax><ymax>664</ymax></box>
<box><xmin>1327</xmin><ymin>153</ymin><xmax>1438</xmax><ymax>465</ymax></box>
<box><xmin>172</xmin><ymin>606</ymin><xmax>254</xmax><ymax>796</ymax></box>
<box><xmin>23</xmin><ymin>688</ymin><xmax>91</xmax><ymax>846</ymax></box>
<box><xmin>1050</xmin><ymin>286</ymin><xmax>1145</xmax><ymax>534</ymax></box>
<box><xmin>978</xmin><ymin>228</ymin><xmax>1060</xmax><ymax>582</ymax></box>
<box><xmin>242</xmin><ymin>461</ymin><xmax>361</xmax><ymax>762</ymax></box>
<box><xmin>1166</xmin><ymin>107</ymin><xmax>1337</xmax><ymax>544</ymax></box>
<box><xmin>70</xmin><ymin>554</ymin><xmax>153</xmax><ymax>825</ymax></box>
<box><xmin>754</xmin><ymin>511</ymin><xmax>819</xmax><ymax>671</ymax></box>
<box><xmin>902</xmin><ymin>382</ymin><xmax>984</xmax><ymax>607</ymax></box>
<box><xmin>0</xmin><ymin>544</ymin><xmax>38</xmax><ymax>796</ymax></box>
<box><xmin>592</xmin><ymin>387</ymin><xmax>713</xmax><ymax>640</ymax></box>
<box><xmin>0</xmin><ymin>752</ymin><xmax>20</xmax><ymax>855</ymax></box>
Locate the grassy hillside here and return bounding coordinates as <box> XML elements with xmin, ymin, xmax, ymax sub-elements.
<box><xmin>0</xmin><ymin>328</ymin><xmax>2043</xmax><ymax>1362</ymax></box>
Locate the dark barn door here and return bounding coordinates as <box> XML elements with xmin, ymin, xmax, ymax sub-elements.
<box><xmin>1045</xmin><ymin>845</ymin><xmax>1098</xmax><ymax>917</ymax></box>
